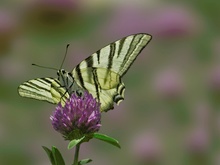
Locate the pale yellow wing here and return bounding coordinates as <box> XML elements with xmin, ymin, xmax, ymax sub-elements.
<box><xmin>18</xmin><ymin>78</ymin><xmax>68</xmax><ymax>105</ymax></box>
<box><xmin>72</xmin><ymin>33</ymin><xmax>151</xmax><ymax>112</ymax></box>
<box><xmin>75</xmin><ymin>33</ymin><xmax>152</xmax><ymax>76</ymax></box>
<box><xmin>73</xmin><ymin>68</ymin><xmax>125</xmax><ymax>112</ymax></box>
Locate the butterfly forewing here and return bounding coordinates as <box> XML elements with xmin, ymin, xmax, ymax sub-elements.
<box><xmin>18</xmin><ymin>78</ymin><xmax>57</xmax><ymax>104</ymax></box>
<box><xmin>75</xmin><ymin>33</ymin><xmax>151</xmax><ymax>76</ymax></box>
<box><xmin>18</xmin><ymin>78</ymin><xmax>68</xmax><ymax>105</ymax></box>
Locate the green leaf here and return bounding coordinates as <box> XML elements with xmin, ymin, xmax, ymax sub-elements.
<box><xmin>78</xmin><ymin>158</ymin><xmax>92</xmax><ymax>165</ymax></box>
<box><xmin>68</xmin><ymin>136</ymin><xmax>85</xmax><ymax>150</ymax></box>
<box><xmin>42</xmin><ymin>146</ymin><xmax>55</xmax><ymax>165</ymax></box>
<box><xmin>93</xmin><ymin>133</ymin><xmax>121</xmax><ymax>149</ymax></box>
<box><xmin>52</xmin><ymin>146</ymin><xmax>65</xmax><ymax>165</ymax></box>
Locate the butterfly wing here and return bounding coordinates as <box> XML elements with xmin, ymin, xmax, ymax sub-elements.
<box><xmin>73</xmin><ymin>67</ymin><xmax>125</xmax><ymax>111</ymax></box>
<box><xmin>72</xmin><ymin>33</ymin><xmax>152</xmax><ymax>111</ymax></box>
<box><xmin>18</xmin><ymin>78</ymin><xmax>68</xmax><ymax>105</ymax></box>
<box><xmin>75</xmin><ymin>33</ymin><xmax>152</xmax><ymax>76</ymax></box>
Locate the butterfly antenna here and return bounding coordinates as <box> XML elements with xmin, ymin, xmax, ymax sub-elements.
<box><xmin>60</xmin><ymin>44</ymin><xmax>70</xmax><ymax>69</ymax></box>
<box><xmin>32</xmin><ymin>63</ymin><xmax>58</xmax><ymax>71</ymax></box>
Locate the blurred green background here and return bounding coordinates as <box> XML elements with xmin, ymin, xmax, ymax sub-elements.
<box><xmin>1</xmin><ymin>0</ymin><xmax>220</xmax><ymax>165</ymax></box>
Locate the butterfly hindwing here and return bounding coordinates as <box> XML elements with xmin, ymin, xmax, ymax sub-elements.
<box><xmin>73</xmin><ymin>67</ymin><xmax>125</xmax><ymax>111</ymax></box>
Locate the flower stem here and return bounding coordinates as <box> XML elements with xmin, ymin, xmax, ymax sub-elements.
<box><xmin>73</xmin><ymin>144</ymin><xmax>80</xmax><ymax>165</ymax></box>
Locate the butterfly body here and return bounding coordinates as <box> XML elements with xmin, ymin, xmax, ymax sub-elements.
<box><xmin>56</xmin><ymin>69</ymin><xmax>83</xmax><ymax>95</ymax></box>
<box><xmin>18</xmin><ymin>33</ymin><xmax>152</xmax><ymax>112</ymax></box>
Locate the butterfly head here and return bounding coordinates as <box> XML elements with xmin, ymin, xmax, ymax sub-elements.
<box><xmin>57</xmin><ymin>69</ymin><xmax>74</xmax><ymax>88</ymax></box>
<box><xmin>57</xmin><ymin>69</ymin><xmax>73</xmax><ymax>78</ymax></box>
<box><xmin>57</xmin><ymin>69</ymin><xmax>85</xmax><ymax>98</ymax></box>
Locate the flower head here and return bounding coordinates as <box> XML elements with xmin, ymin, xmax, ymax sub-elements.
<box><xmin>50</xmin><ymin>91</ymin><xmax>101</xmax><ymax>141</ymax></box>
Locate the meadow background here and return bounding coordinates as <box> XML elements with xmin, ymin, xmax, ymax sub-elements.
<box><xmin>1</xmin><ymin>0</ymin><xmax>220</xmax><ymax>165</ymax></box>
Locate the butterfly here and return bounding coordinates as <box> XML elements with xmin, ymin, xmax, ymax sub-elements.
<box><xmin>18</xmin><ymin>33</ymin><xmax>152</xmax><ymax>112</ymax></box>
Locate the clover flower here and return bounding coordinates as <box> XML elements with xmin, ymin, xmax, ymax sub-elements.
<box><xmin>50</xmin><ymin>92</ymin><xmax>101</xmax><ymax>141</ymax></box>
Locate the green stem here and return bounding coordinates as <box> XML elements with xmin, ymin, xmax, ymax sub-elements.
<box><xmin>73</xmin><ymin>144</ymin><xmax>80</xmax><ymax>165</ymax></box>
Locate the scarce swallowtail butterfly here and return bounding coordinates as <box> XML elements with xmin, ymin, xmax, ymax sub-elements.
<box><xmin>18</xmin><ymin>33</ymin><xmax>152</xmax><ymax>112</ymax></box>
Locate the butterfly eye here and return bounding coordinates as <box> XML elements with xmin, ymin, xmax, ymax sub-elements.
<box><xmin>57</xmin><ymin>71</ymin><xmax>60</xmax><ymax>76</ymax></box>
<box><xmin>68</xmin><ymin>72</ymin><xmax>72</xmax><ymax>76</ymax></box>
<box><xmin>61</xmin><ymin>69</ymin><xmax>65</xmax><ymax>74</ymax></box>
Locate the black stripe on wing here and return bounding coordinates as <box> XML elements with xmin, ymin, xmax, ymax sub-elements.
<box><xmin>97</xmin><ymin>50</ymin><xmax>101</xmax><ymax>64</ymax></box>
<box><xmin>18</xmin><ymin>77</ymin><xmax>56</xmax><ymax>103</ymax></box>
<box><xmin>107</xmin><ymin>43</ymin><xmax>116</xmax><ymax>70</ymax></box>
<box><xmin>92</xmin><ymin>68</ymin><xmax>101</xmax><ymax>101</ymax></box>
<box><xmin>120</xmin><ymin>35</ymin><xmax>136</xmax><ymax>67</ymax></box>
<box><xmin>117</xmin><ymin>37</ymin><xmax>126</xmax><ymax>58</ymax></box>
<box><xmin>20</xmin><ymin>83</ymin><xmax>50</xmax><ymax>99</ymax></box>
<box><xmin>21</xmin><ymin>78</ymin><xmax>53</xmax><ymax>93</ymax></box>
<box><xmin>119</xmin><ymin>34</ymin><xmax>143</xmax><ymax>77</ymax></box>
<box><xmin>51</xmin><ymin>79</ymin><xmax>69</xmax><ymax>101</ymax></box>
<box><xmin>113</xmin><ymin>81</ymin><xmax>125</xmax><ymax>104</ymax></box>
<box><xmin>25</xmin><ymin>81</ymin><xmax>50</xmax><ymax>93</ymax></box>
<box><xmin>37</xmin><ymin>78</ymin><xmax>53</xmax><ymax>85</ymax></box>
<box><xmin>75</xmin><ymin>65</ymin><xmax>86</xmax><ymax>89</ymax></box>
<box><xmin>86</xmin><ymin>56</ymin><xmax>94</xmax><ymax>67</ymax></box>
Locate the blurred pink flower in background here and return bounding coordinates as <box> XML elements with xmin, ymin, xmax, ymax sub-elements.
<box><xmin>131</xmin><ymin>132</ymin><xmax>162</xmax><ymax>164</ymax></box>
<box><xmin>153</xmin><ymin>69</ymin><xmax>184</xmax><ymax>99</ymax></box>
<box><xmin>0</xmin><ymin>9</ymin><xmax>18</xmax><ymax>54</ymax></box>
<box><xmin>103</xmin><ymin>6</ymin><xmax>153</xmax><ymax>38</ymax></box>
<box><xmin>103</xmin><ymin>4</ymin><xmax>201</xmax><ymax>39</ymax></box>
<box><xmin>192</xmin><ymin>102</ymin><xmax>211</xmax><ymax>127</ymax></box>
<box><xmin>208</xmin><ymin>66</ymin><xmax>220</xmax><ymax>93</ymax></box>
<box><xmin>148</xmin><ymin>5</ymin><xmax>202</xmax><ymax>38</ymax></box>
<box><xmin>185</xmin><ymin>128</ymin><xmax>210</xmax><ymax>155</ymax></box>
